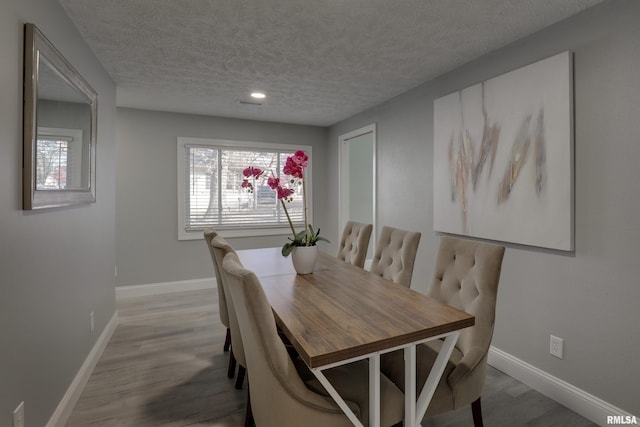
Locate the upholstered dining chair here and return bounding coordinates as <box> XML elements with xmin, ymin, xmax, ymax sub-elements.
<box><xmin>369</xmin><ymin>226</ymin><xmax>422</xmax><ymax>288</ymax></box>
<box><xmin>336</xmin><ymin>221</ymin><xmax>373</xmax><ymax>269</ymax></box>
<box><xmin>210</xmin><ymin>236</ymin><xmax>246</xmax><ymax>390</ymax></box>
<box><xmin>222</xmin><ymin>252</ymin><xmax>405</xmax><ymax>427</ymax></box>
<box><xmin>204</xmin><ymin>228</ymin><xmax>245</xmax><ymax>389</ymax></box>
<box><xmin>203</xmin><ymin>229</ymin><xmax>231</xmax><ymax>353</ymax></box>
<box><xmin>381</xmin><ymin>236</ymin><xmax>505</xmax><ymax>427</ymax></box>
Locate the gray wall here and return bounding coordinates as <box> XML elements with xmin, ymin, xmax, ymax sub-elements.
<box><xmin>116</xmin><ymin>108</ymin><xmax>328</xmax><ymax>286</ymax></box>
<box><xmin>328</xmin><ymin>0</ymin><xmax>639</xmax><ymax>417</ymax></box>
<box><xmin>0</xmin><ymin>1</ymin><xmax>116</xmax><ymax>426</ymax></box>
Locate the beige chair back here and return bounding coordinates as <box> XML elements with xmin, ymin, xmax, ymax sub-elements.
<box><xmin>370</xmin><ymin>226</ymin><xmax>421</xmax><ymax>288</ymax></box>
<box><xmin>336</xmin><ymin>221</ymin><xmax>373</xmax><ymax>268</ymax></box>
<box><xmin>222</xmin><ymin>253</ymin><xmax>356</xmax><ymax>427</ymax></box>
<box><xmin>204</xmin><ymin>228</ymin><xmax>228</xmax><ymax>328</ymax></box>
<box><xmin>210</xmin><ymin>236</ymin><xmax>245</xmax><ymax>368</ymax></box>
<box><xmin>426</xmin><ymin>236</ymin><xmax>505</xmax><ymax>405</ymax></box>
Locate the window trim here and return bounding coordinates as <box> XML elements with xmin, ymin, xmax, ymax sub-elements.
<box><xmin>177</xmin><ymin>137</ymin><xmax>313</xmax><ymax>240</ymax></box>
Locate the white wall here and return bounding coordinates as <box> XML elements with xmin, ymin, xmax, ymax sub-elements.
<box><xmin>0</xmin><ymin>1</ymin><xmax>116</xmax><ymax>426</ymax></box>
<box><xmin>116</xmin><ymin>108</ymin><xmax>328</xmax><ymax>286</ymax></box>
<box><xmin>328</xmin><ymin>0</ymin><xmax>640</xmax><ymax>418</ymax></box>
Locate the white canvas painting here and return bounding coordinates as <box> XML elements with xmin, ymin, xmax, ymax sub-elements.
<box><xmin>433</xmin><ymin>51</ymin><xmax>573</xmax><ymax>251</ymax></box>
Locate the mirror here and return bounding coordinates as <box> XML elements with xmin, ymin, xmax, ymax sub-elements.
<box><xmin>23</xmin><ymin>23</ymin><xmax>97</xmax><ymax>210</ymax></box>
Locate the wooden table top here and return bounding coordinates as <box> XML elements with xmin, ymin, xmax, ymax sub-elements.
<box><xmin>237</xmin><ymin>248</ymin><xmax>475</xmax><ymax>368</ymax></box>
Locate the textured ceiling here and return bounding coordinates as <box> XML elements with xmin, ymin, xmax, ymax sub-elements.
<box><xmin>59</xmin><ymin>0</ymin><xmax>604</xmax><ymax>126</ymax></box>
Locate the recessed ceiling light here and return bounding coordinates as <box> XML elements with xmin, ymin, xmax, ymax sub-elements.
<box><xmin>251</xmin><ymin>92</ymin><xmax>266</xmax><ymax>99</ymax></box>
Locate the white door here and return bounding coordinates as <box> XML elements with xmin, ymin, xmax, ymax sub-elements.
<box><xmin>339</xmin><ymin>124</ymin><xmax>376</xmax><ymax>264</ymax></box>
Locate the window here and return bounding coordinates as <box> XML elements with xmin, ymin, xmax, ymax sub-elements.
<box><xmin>177</xmin><ymin>137</ymin><xmax>313</xmax><ymax>240</ymax></box>
<box><xmin>36</xmin><ymin>127</ymin><xmax>84</xmax><ymax>190</ymax></box>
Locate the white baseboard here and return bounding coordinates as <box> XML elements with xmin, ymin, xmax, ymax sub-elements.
<box><xmin>115</xmin><ymin>277</ymin><xmax>216</xmax><ymax>300</ymax></box>
<box><xmin>47</xmin><ymin>312</ymin><xmax>119</xmax><ymax>427</ymax></box>
<box><xmin>488</xmin><ymin>346</ymin><xmax>638</xmax><ymax>426</ymax></box>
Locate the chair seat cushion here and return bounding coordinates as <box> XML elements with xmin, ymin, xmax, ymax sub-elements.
<box><xmin>304</xmin><ymin>359</ymin><xmax>404</xmax><ymax>426</ymax></box>
<box><xmin>380</xmin><ymin>340</ymin><xmax>463</xmax><ymax>416</ymax></box>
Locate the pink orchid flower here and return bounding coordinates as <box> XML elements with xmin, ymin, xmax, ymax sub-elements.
<box><xmin>242</xmin><ymin>166</ymin><xmax>263</xmax><ymax>178</ymax></box>
<box><xmin>241</xmin><ymin>150</ymin><xmax>327</xmax><ymax>253</ymax></box>
<box><xmin>292</xmin><ymin>150</ymin><xmax>308</xmax><ymax>168</ymax></box>
<box><xmin>276</xmin><ymin>186</ymin><xmax>294</xmax><ymax>201</ymax></box>
<box><xmin>267</xmin><ymin>176</ymin><xmax>280</xmax><ymax>190</ymax></box>
<box><xmin>283</xmin><ymin>157</ymin><xmax>304</xmax><ymax>179</ymax></box>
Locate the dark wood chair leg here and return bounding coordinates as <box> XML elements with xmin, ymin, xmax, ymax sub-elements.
<box><xmin>227</xmin><ymin>349</ymin><xmax>237</xmax><ymax>378</ymax></box>
<box><xmin>235</xmin><ymin>365</ymin><xmax>246</xmax><ymax>389</ymax></box>
<box><xmin>471</xmin><ymin>397</ymin><xmax>484</xmax><ymax>427</ymax></box>
<box><xmin>244</xmin><ymin>386</ymin><xmax>254</xmax><ymax>427</ymax></box>
<box><xmin>223</xmin><ymin>327</ymin><xmax>231</xmax><ymax>352</ymax></box>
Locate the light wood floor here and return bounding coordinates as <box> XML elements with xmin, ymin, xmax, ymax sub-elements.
<box><xmin>67</xmin><ymin>289</ymin><xmax>597</xmax><ymax>426</ymax></box>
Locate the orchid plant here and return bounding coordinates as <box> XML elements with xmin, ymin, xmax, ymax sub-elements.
<box><xmin>242</xmin><ymin>150</ymin><xmax>329</xmax><ymax>256</ymax></box>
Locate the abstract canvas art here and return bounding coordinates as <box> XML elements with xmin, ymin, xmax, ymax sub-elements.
<box><xmin>433</xmin><ymin>51</ymin><xmax>573</xmax><ymax>251</ymax></box>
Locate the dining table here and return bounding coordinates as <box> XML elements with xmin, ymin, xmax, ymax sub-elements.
<box><xmin>237</xmin><ymin>247</ymin><xmax>475</xmax><ymax>427</ymax></box>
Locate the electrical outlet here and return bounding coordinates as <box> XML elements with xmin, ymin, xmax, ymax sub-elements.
<box><xmin>13</xmin><ymin>401</ymin><xmax>24</xmax><ymax>427</ymax></box>
<box><xmin>90</xmin><ymin>311</ymin><xmax>95</xmax><ymax>333</ymax></box>
<box><xmin>550</xmin><ymin>335</ymin><xmax>564</xmax><ymax>359</ymax></box>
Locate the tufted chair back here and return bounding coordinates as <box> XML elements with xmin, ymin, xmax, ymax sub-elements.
<box><xmin>369</xmin><ymin>226</ymin><xmax>421</xmax><ymax>288</ymax></box>
<box><xmin>427</xmin><ymin>236</ymin><xmax>504</xmax><ymax>366</ymax></box>
<box><xmin>336</xmin><ymin>221</ymin><xmax>373</xmax><ymax>268</ymax></box>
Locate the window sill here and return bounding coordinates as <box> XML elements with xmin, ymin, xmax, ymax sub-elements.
<box><xmin>179</xmin><ymin>226</ymin><xmax>294</xmax><ymax>241</ymax></box>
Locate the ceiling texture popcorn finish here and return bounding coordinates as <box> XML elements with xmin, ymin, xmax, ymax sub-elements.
<box><xmin>59</xmin><ymin>0</ymin><xmax>604</xmax><ymax>126</ymax></box>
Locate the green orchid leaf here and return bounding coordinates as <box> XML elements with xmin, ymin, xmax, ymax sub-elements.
<box><xmin>281</xmin><ymin>242</ymin><xmax>295</xmax><ymax>257</ymax></box>
<box><xmin>294</xmin><ymin>229</ymin><xmax>307</xmax><ymax>243</ymax></box>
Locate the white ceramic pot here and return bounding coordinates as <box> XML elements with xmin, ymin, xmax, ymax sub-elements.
<box><xmin>291</xmin><ymin>245</ymin><xmax>318</xmax><ymax>275</ymax></box>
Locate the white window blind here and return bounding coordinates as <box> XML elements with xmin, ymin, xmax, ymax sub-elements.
<box><xmin>35</xmin><ymin>127</ymin><xmax>85</xmax><ymax>190</ymax></box>
<box><xmin>36</xmin><ymin>136</ymin><xmax>70</xmax><ymax>189</ymax></box>
<box><xmin>178</xmin><ymin>138</ymin><xmax>312</xmax><ymax>240</ymax></box>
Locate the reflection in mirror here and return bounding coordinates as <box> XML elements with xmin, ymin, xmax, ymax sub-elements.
<box><xmin>23</xmin><ymin>23</ymin><xmax>97</xmax><ymax>210</ymax></box>
<box><xmin>36</xmin><ymin>127</ymin><xmax>84</xmax><ymax>190</ymax></box>
<box><xmin>36</xmin><ymin>56</ymin><xmax>92</xmax><ymax>190</ymax></box>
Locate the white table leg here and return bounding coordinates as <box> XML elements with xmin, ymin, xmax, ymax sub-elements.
<box><xmin>309</xmin><ymin>331</ymin><xmax>460</xmax><ymax>427</ymax></box>
<box><xmin>369</xmin><ymin>354</ymin><xmax>381</xmax><ymax>427</ymax></box>
<box><xmin>404</xmin><ymin>345</ymin><xmax>417</xmax><ymax>427</ymax></box>
<box><xmin>414</xmin><ymin>331</ymin><xmax>461</xmax><ymax>425</ymax></box>
<box><xmin>312</xmin><ymin>368</ymin><xmax>364</xmax><ymax>427</ymax></box>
